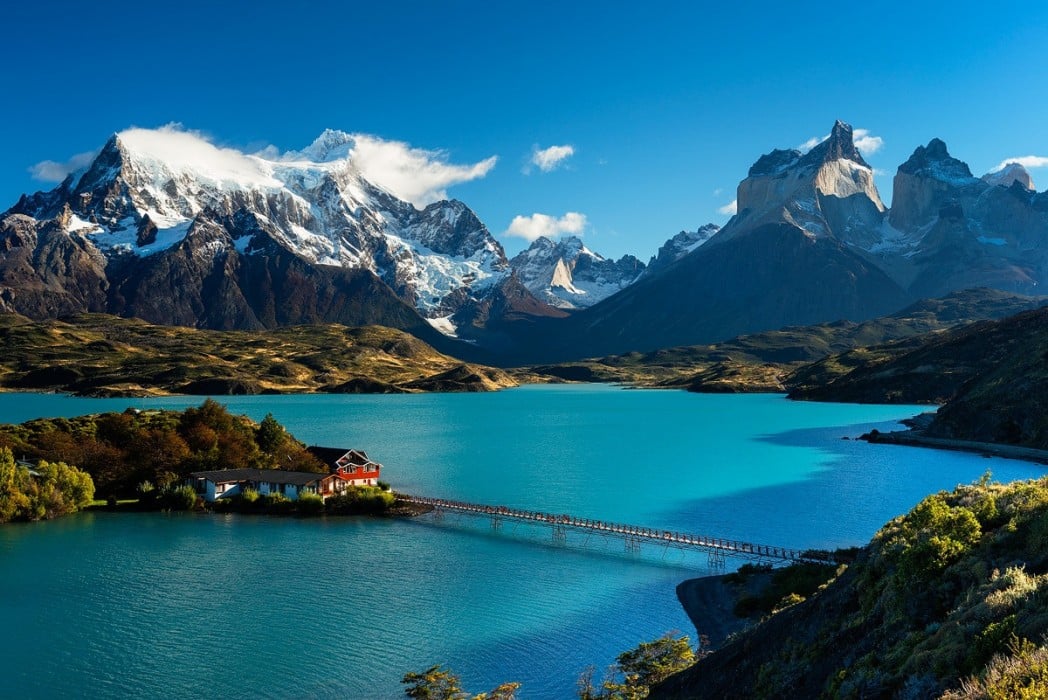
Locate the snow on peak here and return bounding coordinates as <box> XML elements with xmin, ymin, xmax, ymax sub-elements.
<box><xmin>982</xmin><ymin>162</ymin><xmax>1035</xmax><ymax>191</ymax></box>
<box><xmin>115</xmin><ymin>125</ymin><xmax>282</xmax><ymax>190</ymax></box>
<box><xmin>295</xmin><ymin>129</ymin><xmax>356</xmax><ymax>162</ymax></box>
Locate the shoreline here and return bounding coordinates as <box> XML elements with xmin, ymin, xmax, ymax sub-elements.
<box><xmin>675</xmin><ymin>573</ymin><xmax>771</xmax><ymax>648</ymax></box>
<box><xmin>863</xmin><ymin>428</ymin><xmax>1048</xmax><ymax>466</ymax></box>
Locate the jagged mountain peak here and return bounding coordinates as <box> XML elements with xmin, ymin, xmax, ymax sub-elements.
<box><xmin>982</xmin><ymin>162</ymin><xmax>1035</xmax><ymax>191</ymax></box>
<box><xmin>0</xmin><ymin>126</ymin><xmax>526</xmax><ymax>335</ymax></box>
<box><xmin>509</xmin><ymin>236</ymin><xmax>642</xmax><ymax>309</ymax></box>
<box><xmin>747</xmin><ymin>149</ymin><xmax>803</xmax><ymax>177</ymax></box>
<box><xmin>643</xmin><ymin>224</ymin><xmax>720</xmax><ymax>277</ymax></box>
<box><xmin>897</xmin><ymin>138</ymin><xmax>977</xmax><ymax>183</ymax></box>
<box><xmin>729</xmin><ymin>119</ymin><xmax>885</xmax><ymax>247</ymax></box>
<box><xmin>291</xmin><ymin>128</ymin><xmax>355</xmax><ymax>162</ymax></box>
<box><xmin>798</xmin><ymin>119</ymin><xmax>870</xmax><ymax>169</ymax></box>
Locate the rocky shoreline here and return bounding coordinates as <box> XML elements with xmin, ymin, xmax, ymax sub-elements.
<box><xmin>675</xmin><ymin>572</ymin><xmax>773</xmax><ymax>648</ymax></box>
<box><xmin>861</xmin><ymin>425</ymin><xmax>1048</xmax><ymax>466</ymax></box>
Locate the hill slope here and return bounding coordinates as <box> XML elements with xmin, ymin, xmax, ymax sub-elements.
<box><xmin>789</xmin><ymin>305</ymin><xmax>1048</xmax><ymax>449</ymax></box>
<box><xmin>654</xmin><ymin>476</ymin><xmax>1048</xmax><ymax>698</ymax></box>
<box><xmin>0</xmin><ymin>313</ymin><xmax>518</xmax><ymax>396</ymax></box>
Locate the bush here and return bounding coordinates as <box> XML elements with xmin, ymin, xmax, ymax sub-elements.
<box><xmin>261</xmin><ymin>492</ymin><xmax>293</xmax><ymax>514</ymax></box>
<box><xmin>325</xmin><ymin>486</ymin><xmax>395</xmax><ymax>515</ymax></box>
<box><xmin>296</xmin><ymin>491</ymin><xmax>325</xmax><ymax>516</ymax></box>
<box><xmin>158</xmin><ymin>484</ymin><xmax>199</xmax><ymax>511</ymax></box>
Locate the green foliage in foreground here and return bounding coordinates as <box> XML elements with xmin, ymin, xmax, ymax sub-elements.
<box><xmin>729</xmin><ymin>561</ymin><xmax>838</xmax><ymax>618</ymax></box>
<box><xmin>403</xmin><ymin>634</ymin><xmax>697</xmax><ymax>700</ymax></box>
<box><xmin>654</xmin><ymin>474</ymin><xmax>1048</xmax><ymax>698</ymax></box>
<box><xmin>0</xmin><ymin>447</ymin><xmax>94</xmax><ymax>522</ymax></box>
<box><xmin>580</xmin><ymin>633</ymin><xmax>699</xmax><ymax>700</ymax></box>
<box><xmin>401</xmin><ymin>665</ymin><xmax>520</xmax><ymax>699</ymax></box>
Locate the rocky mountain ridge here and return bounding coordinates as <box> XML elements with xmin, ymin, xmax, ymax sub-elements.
<box><xmin>4</xmin><ymin>121</ymin><xmax>1048</xmax><ymax>364</ymax></box>
<box><xmin>2</xmin><ymin>127</ymin><xmax>531</xmax><ymax>339</ymax></box>
<box><xmin>508</xmin><ymin>119</ymin><xmax>1048</xmax><ymax>362</ymax></box>
<box><xmin>508</xmin><ymin>235</ymin><xmax>646</xmax><ymax>309</ymax></box>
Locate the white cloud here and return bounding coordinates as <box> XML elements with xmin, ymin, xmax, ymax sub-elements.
<box><xmin>798</xmin><ymin>128</ymin><xmax>883</xmax><ymax>156</ymax></box>
<box><xmin>28</xmin><ymin>150</ymin><xmax>98</xmax><ymax>182</ymax></box>
<box><xmin>526</xmin><ymin>144</ymin><xmax>575</xmax><ymax>174</ymax></box>
<box><xmin>504</xmin><ymin>212</ymin><xmax>587</xmax><ymax>242</ymax></box>
<box><xmin>991</xmin><ymin>155</ymin><xmax>1048</xmax><ymax>172</ymax></box>
<box><xmin>799</xmin><ymin>135</ymin><xmax>826</xmax><ymax>152</ymax></box>
<box><xmin>30</xmin><ymin>126</ymin><xmax>498</xmax><ymax>207</ymax></box>
<box><xmin>712</xmin><ymin>187</ymin><xmax>724</xmax><ymax>197</ymax></box>
<box><xmin>853</xmin><ymin>129</ymin><xmax>884</xmax><ymax>155</ymax></box>
<box><xmin>717</xmin><ymin>199</ymin><xmax>738</xmax><ymax>216</ymax></box>
<box><xmin>348</xmin><ymin>134</ymin><xmax>498</xmax><ymax>206</ymax></box>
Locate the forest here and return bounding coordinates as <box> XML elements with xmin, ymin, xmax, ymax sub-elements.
<box><xmin>0</xmin><ymin>400</ymin><xmax>324</xmax><ymax>500</ymax></box>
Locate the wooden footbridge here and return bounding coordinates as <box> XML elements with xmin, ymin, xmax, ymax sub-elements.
<box><xmin>396</xmin><ymin>494</ymin><xmax>833</xmax><ymax>568</ymax></box>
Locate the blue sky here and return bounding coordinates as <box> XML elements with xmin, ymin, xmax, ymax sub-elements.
<box><xmin>2</xmin><ymin>1</ymin><xmax>1047</xmax><ymax>260</ymax></box>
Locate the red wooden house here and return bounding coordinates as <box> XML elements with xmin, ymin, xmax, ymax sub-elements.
<box><xmin>308</xmin><ymin>447</ymin><xmax>383</xmax><ymax>498</ymax></box>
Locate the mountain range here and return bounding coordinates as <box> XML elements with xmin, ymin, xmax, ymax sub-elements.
<box><xmin>2</xmin><ymin>121</ymin><xmax>1046</xmax><ymax>363</ymax></box>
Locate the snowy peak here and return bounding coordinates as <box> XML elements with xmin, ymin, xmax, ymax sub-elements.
<box><xmin>3</xmin><ymin>126</ymin><xmax>515</xmax><ymax>332</ymax></box>
<box><xmin>295</xmin><ymin>129</ymin><xmax>356</xmax><ymax>162</ymax></box>
<box><xmin>644</xmin><ymin>224</ymin><xmax>719</xmax><ymax>276</ymax></box>
<box><xmin>509</xmin><ymin>236</ymin><xmax>644</xmax><ymax>309</ymax></box>
<box><xmin>982</xmin><ymin>163</ymin><xmax>1035</xmax><ymax>191</ymax></box>
<box><xmin>897</xmin><ymin>138</ymin><xmax>978</xmax><ymax>184</ymax></box>
<box><xmin>889</xmin><ymin>138</ymin><xmax>983</xmax><ymax>232</ymax></box>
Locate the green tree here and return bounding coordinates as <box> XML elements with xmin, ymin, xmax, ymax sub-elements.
<box><xmin>256</xmin><ymin>413</ymin><xmax>286</xmax><ymax>455</ymax></box>
<box><xmin>579</xmin><ymin>634</ymin><xmax>696</xmax><ymax>700</ymax></box>
<box><xmin>0</xmin><ymin>448</ymin><xmax>94</xmax><ymax>523</ymax></box>
<box><xmin>403</xmin><ymin>666</ymin><xmax>464</xmax><ymax>699</ymax></box>
<box><xmin>402</xmin><ymin>666</ymin><xmax>520</xmax><ymax>700</ymax></box>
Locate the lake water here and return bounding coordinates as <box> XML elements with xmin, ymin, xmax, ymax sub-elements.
<box><xmin>0</xmin><ymin>386</ymin><xmax>1042</xmax><ymax>698</ymax></box>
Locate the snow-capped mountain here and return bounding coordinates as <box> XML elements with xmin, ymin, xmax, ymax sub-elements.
<box><xmin>1</xmin><ymin>127</ymin><xmax>536</xmax><ymax>337</ymax></box>
<box><xmin>642</xmin><ymin>224</ymin><xmax>719</xmax><ymax>277</ymax></box>
<box><xmin>508</xmin><ymin>236</ymin><xmax>645</xmax><ymax>309</ymax></box>
<box><xmin>981</xmin><ymin>162</ymin><xmax>1035</xmax><ymax>192</ymax></box>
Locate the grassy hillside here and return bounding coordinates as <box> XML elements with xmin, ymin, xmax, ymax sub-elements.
<box><xmin>529</xmin><ymin>289</ymin><xmax>1047</xmax><ymax>391</ymax></box>
<box><xmin>653</xmin><ymin>475</ymin><xmax>1048</xmax><ymax>698</ymax></box>
<box><xmin>0</xmin><ymin>313</ymin><xmax>521</xmax><ymax>396</ymax></box>
<box><xmin>789</xmin><ymin>306</ymin><xmax>1048</xmax><ymax>449</ymax></box>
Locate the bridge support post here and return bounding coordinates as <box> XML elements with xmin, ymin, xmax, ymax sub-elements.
<box><xmin>491</xmin><ymin>514</ymin><xmax>501</xmax><ymax>530</ymax></box>
<box><xmin>707</xmin><ymin>550</ymin><xmax>725</xmax><ymax>569</ymax></box>
<box><xmin>432</xmin><ymin>506</ymin><xmax>444</xmax><ymax>522</ymax></box>
<box><xmin>625</xmin><ymin>535</ymin><xmax>640</xmax><ymax>554</ymax></box>
<box><xmin>552</xmin><ymin>523</ymin><xmax>566</xmax><ymax>545</ymax></box>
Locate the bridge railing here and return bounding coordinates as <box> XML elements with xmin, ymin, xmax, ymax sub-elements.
<box><xmin>396</xmin><ymin>494</ymin><xmax>828</xmax><ymax>564</ymax></box>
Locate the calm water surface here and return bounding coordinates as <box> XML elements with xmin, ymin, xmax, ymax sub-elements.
<box><xmin>0</xmin><ymin>386</ymin><xmax>1042</xmax><ymax>698</ymax></box>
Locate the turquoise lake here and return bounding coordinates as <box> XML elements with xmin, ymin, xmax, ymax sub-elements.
<box><xmin>0</xmin><ymin>385</ymin><xmax>1043</xmax><ymax>698</ymax></box>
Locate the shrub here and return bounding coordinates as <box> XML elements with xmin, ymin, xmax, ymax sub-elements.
<box><xmin>159</xmin><ymin>484</ymin><xmax>199</xmax><ymax>511</ymax></box>
<box><xmin>296</xmin><ymin>492</ymin><xmax>325</xmax><ymax>516</ymax></box>
<box><xmin>883</xmin><ymin>494</ymin><xmax>982</xmax><ymax>581</ymax></box>
<box><xmin>261</xmin><ymin>492</ymin><xmax>293</xmax><ymax>514</ymax></box>
<box><xmin>325</xmin><ymin>486</ymin><xmax>395</xmax><ymax>515</ymax></box>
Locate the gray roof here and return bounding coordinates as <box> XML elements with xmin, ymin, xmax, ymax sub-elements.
<box><xmin>189</xmin><ymin>468</ymin><xmax>324</xmax><ymax>486</ymax></box>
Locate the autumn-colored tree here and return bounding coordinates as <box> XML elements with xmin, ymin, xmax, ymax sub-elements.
<box><xmin>128</xmin><ymin>428</ymin><xmax>191</xmax><ymax>487</ymax></box>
